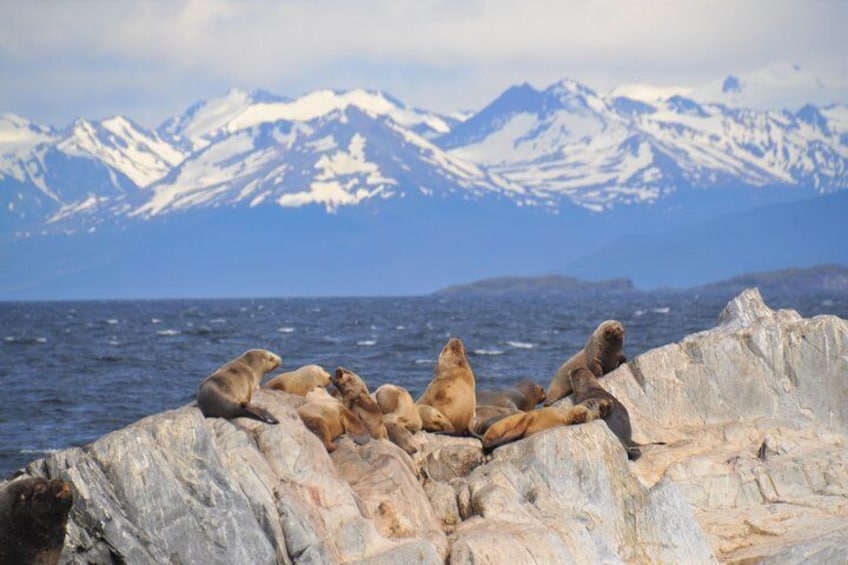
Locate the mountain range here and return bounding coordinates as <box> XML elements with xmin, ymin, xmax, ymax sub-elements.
<box><xmin>1</xmin><ymin>71</ymin><xmax>846</xmax><ymax>299</ymax></box>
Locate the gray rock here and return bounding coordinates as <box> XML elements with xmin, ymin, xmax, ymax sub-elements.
<box><xmin>4</xmin><ymin>288</ymin><xmax>846</xmax><ymax>564</ymax></box>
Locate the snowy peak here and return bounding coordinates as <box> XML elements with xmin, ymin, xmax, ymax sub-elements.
<box><xmin>58</xmin><ymin>116</ymin><xmax>185</xmax><ymax>188</ymax></box>
<box><xmin>133</xmin><ymin>106</ymin><xmax>526</xmax><ymax>218</ymax></box>
<box><xmin>0</xmin><ymin>113</ymin><xmax>55</xmax><ymax>154</ymax></box>
<box><xmin>160</xmin><ymin>87</ymin><xmax>454</xmax><ymax>153</ymax></box>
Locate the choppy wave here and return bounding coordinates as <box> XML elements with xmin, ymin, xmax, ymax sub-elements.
<box><xmin>277</xmin><ymin>327</ymin><xmax>295</xmax><ymax>333</ymax></box>
<box><xmin>151</xmin><ymin>318</ymin><xmax>163</xmax><ymax>324</ymax></box>
<box><xmin>19</xmin><ymin>448</ymin><xmax>61</xmax><ymax>455</ymax></box>
<box><xmin>506</xmin><ymin>341</ymin><xmax>535</xmax><ymax>349</ymax></box>
<box><xmin>653</xmin><ymin>307</ymin><xmax>671</xmax><ymax>314</ymax></box>
<box><xmin>414</xmin><ymin>359</ymin><xmax>435</xmax><ymax>365</ymax></box>
<box><xmin>473</xmin><ymin>349</ymin><xmax>505</xmax><ymax>356</ymax></box>
<box><xmin>156</xmin><ymin>329</ymin><xmax>181</xmax><ymax>337</ymax></box>
<box><xmin>357</xmin><ymin>340</ymin><xmax>377</xmax><ymax>346</ymax></box>
<box><xmin>4</xmin><ymin>336</ymin><xmax>47</xmax><ymax>345</ymax></box>
<box><xmin>106</xmin><ymin>319</ymin><xmax>119</xmax><ymax>325</ymax></box>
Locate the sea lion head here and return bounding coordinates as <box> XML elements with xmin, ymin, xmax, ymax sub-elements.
<box><xmin>241</xmin><ymin>349</ymin><xmax>281</xmax><ymax>373</ymax></box>
<box><xmin>437</xmin><ymin>337</ymin><xmax>469</xmax><ymax>372</ymax></box>
<box><xmin>417</xmin><ymin>404</ymin><xmax>455</xmax><ymax>433</ymax></box>
<box><xmin>515</xmin><ymin>379</ymin><xmax>546</xmax><ymax>406</ymax></box>
<box><xmin>598</xmin><ymin>320</ymin><xmax>624</xmax><ymax>345</ymax></box>
<box><xmin>9</xmin><ymin>477</ymin><xmax>73</xmax><ymax>530</ymax></box>
<box><xmin>332</xmin><ymin>366</ymin><xmax>370</xmax><ymax>397</ymax></box>
<box><xmin>301</xmin><ymin>364</ymin><xmax>332</xmax><ymax>387</ymax></box>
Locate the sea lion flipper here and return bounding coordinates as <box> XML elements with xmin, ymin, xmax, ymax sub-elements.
<box><xmin>385</xmin><ymin>420</ymin><xmax>418</xmax><ymax>455</ymax></box>
<box><xmin>239</xmin><ymin>403</ymin><xmax>279</xmax><ymax>425</ymax></box>
<box><xmin>481</xmin><ymin>413</ymin><xmax>529</xmax><ymax>451</ymax></box>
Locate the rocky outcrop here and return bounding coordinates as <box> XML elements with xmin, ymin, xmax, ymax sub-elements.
<box><xmin>5</xmin><ymin>288</ymin><xmax>847</xmax><ymax>563</ymax></box>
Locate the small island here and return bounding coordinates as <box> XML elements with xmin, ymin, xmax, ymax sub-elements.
<box><xmin>435</xmin><ymin>275</ymin><xmax>636</xmax><ymax>296</ymax></box>
<box><xmin>435</xmin><ymin>264</ymin><xmax>848</xmax><ymax>296</ymax></box>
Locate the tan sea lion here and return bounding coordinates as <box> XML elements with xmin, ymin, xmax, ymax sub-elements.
<box><xmin>196</xmin><ymin>349</ymin><xmax>281</xmax><ymax>424</ymax></box>
<box><xmin>375</xmin><ymin>384</ymin><xmax>423</xmax><ymax>432</ymax></box>
<box><xmin>569</xmin><ymin>366</ymin><xmax>641</xmax><ymax>460</ymax></box>
<box><xmin>0</xmin><ymin>477</ymin><xmax>73</xmax><ymax>565</ymax></box>
<box><xmin>477</xmin><ymin>379</ymin><xmax>546</xmax><ymax>411</ymax></box>
<box><xmin>545</xmin><ymin>320</ymin><xmax>626</xmax><ymax>406</ymax></box>
<box><xmin>481</xmin><ymin>398</ymin><xmax>613</xmax><ymax>451</ymax></box>
<box><xmin>417</xmin><ymin>337</ymin><xmax>476</xmax><ymax>435</ymax></box>
<box><xmin>416</xmin><ymin>404</ymin><xmax>455</xmax><ymax>433</ymax></box>
<box><xmin>332</xmin><ymin>367</ymin><xmax>388</xmax><ymax>440</ymax></box>
<box><xmin>263</xmin><ymin>364</ymin><xmax>331</xmax><ymax>396</ymax></box>
<box><xmin>297</xmin><ymin>399</ymin><xmax>371</xmax><ymax>453</ymax></box>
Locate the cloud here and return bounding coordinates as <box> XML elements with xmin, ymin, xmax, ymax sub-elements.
<box><xmin>1</xmin><ymin>0</ymin><xmax>846</xmax><ymax>126</ymax></box>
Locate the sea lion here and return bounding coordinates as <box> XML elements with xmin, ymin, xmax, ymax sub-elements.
<box><xmin>476</xmin><ymin>379</ymin><xmax>546</xmax><ymax>411</ymax></box>
<box><xmin>375</xmin><ymin>384</ymin><xmax>423</xmax><ymax>432</ymax></box>
<box><xmin>196</xmin><ymin>349</ymin><xmax>281</xmax><ymax>424</ymax></box>
<box><xmin>470</xmin><ymin>404</ymin><xmax>519</xmax><ymax>436</ymax></box>
<box><xmin>297</xmin><ymin>399</ymin><xmax>371</xmax><ymax>453</ymax></box>
<box><xmin>569</xmin><ymin>366</ymin><xmax>641</xmax><ymax>460</ymax></box>
<box><xmin>332</xmin><ymin>367</ymin><xmax>388</xmax><ymax>440</ymax></box>
<box><xmin>0</xmin><ymin>477</ymin><xmax>73</xmax><ymax>565</ymax></box>
<box><xmin>263</xmin><ymin>364</ymin><xmax>331</xmax><ymax>396</ymax></box>
<box><xmin>481</xmin><ymin>398</ymin><xmax>613</xmax><ymax>451</ymax></box>
<box><xmin>545</xmin><ymin>320</ymin><xmax>627</xmax><ymax>406</ymax></box>
<box><xmin>416</xmin><ymin>404</ymin><xmax>455</xmax><ymax>433</ymax></box>
<box><xmin>417</xmin><ymin>337</ymin><xmax>476</xmax><ymax>435</ymax></box>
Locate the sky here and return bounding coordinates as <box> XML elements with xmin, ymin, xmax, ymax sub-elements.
<box><xmin>1</xmin><ymin>0</ymin><xmax>846</xmax><ymax>129</ymax></box>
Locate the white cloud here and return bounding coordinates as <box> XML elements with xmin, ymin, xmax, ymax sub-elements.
<box><xmin>1</xmin><ymin>0</ymin><xmax>846</xmax><ymax>127</ymax></box>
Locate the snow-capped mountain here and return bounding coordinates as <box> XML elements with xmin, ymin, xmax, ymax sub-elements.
<box><xmin>439</xmin><ymin>79</ymin><xmax>847</xmax><ymax>211</ymax></box>
<box><xmin>135</xmin><ymin>105</ymin><xmax>527</xmax><ymax>217</ymax></box>
<box><xmin>1</xmin><ymin>77</ymin><xmax>846</xmax><ymax>237</ymax></box>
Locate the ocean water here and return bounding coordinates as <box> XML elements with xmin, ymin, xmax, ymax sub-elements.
<box><xmin>2</xmin><ymin>290</ymin><xmax>846</xmax><ymax>477</ymax></box>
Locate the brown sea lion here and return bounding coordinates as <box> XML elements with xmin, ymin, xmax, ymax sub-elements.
<box><xmin>477</xmin><ymin>379</ymin><xmax>546</xmax><ymax>411</ymax></box>
<box><xmin>416</xmin><ymin>404</ymin><xmax>455</xmax><ymax>433</ymax></box>
<box><xmin>297</xmin><ymin>399</ymin><xmax>371</xmax><ymax>453</ymax></box>
<box><xmin>545</xmin><ymin>320</ymin><xmax>626</xmax><ymax>406</ymax></box>
<box><xmin>481</xmin><ymin>398</ymin><xmax>613</xmax><ymax>451</ymax></box>
<box><xmin>0</xmin><ymin>477</ymin><xmax>73</xmax><ymax>565</ymax></box>
<box><xmin>263</xmin><ymin>364</ymin><xmax>331</xmax><ymax>396</ymax></box>
<box><xmin>569</xmin><ymin>366</ymin><xmax>641</xmax><ymax>460</ymax></box>
<box><xmin>470</xmin><ymin>404</ymin><xmax>519</xmax><ymax>436</ymax></box>
<box><xmin>332</xmin><ymin>367</ymin><xmax>388</xmax><ymax>440</ymax></box>
<box><xmin>417</xmin><ymin>337</ymin><xmax>476</xmax><ymax>435</ymax></box>
<box><xmin>196</xmin><ymin>349</ymin><xmax>281</xmax><ymax>424</ymax></box>
<box><xmin>375</xmin><ymin>384</ymin><xmax>423</xmax><ymax>432</ymax></box>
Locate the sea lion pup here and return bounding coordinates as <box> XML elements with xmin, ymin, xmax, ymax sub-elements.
<box><xmin>569</xmin><ymin>366</ymin><xmax>641</xmax><ymax>460</ymax></box>
<box><xmin>196</xmin><ymin>349</ymin><xmax>281</xmax><ymax>424</ymax></box>
<box><xmin>332</xmin><ymin>367</ymin><xmax>388</xmax><ymax>440</ymax></box>
<box><xmin>476</xmin><ymin>379</ymin><xmax>546</xmax><ymax>411</ymax></box>
<box><xmin>417</xmin><ymin>337</ymin><xmax>476</xmax><ymax>435</ymax></box>
<box><xmin>416</xmin><ymin>404</ymin><xmax>455</xmax><ymax>434</ymax></box>
<box><xmin>263</xmin><ymin>364</ymin><xmax>331</xmax><ymax>396</ymax></box>
<box><xmin>375</xmin><ymin>384</ymin><xmax>423</xmax><ymax>432</ymax></box>
<box><xmin>297</xmin><ymin>399</ymin><xmax>371</xmax><ymax>453</ymax></box>
<box><xmin>481</xmin><ymin>398</ymin><xmax>613</xmax><ymax>451</ymax></box>
<box><xmin>0</xmin><ymin>477</ymin><xmax>73</xmax><ymax>565</ymax></box>
<box><xmin>545</xmin><ymin>320</ymin><xmax>627</xmax><ymax>406</ymax></box>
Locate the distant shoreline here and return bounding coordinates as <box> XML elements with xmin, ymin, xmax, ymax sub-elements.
<box><xmin>432</xmin><ymin>263</ymin><xmax>848</xmax><ymax>297</ymax></box>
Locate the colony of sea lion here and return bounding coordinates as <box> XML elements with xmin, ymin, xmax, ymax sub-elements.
<box><xmin>186</xmin><ymin>320</ymin><xmax>643</xmax><ymax>458</ymax></box>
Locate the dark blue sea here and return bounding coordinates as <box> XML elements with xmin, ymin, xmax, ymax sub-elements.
<box><xmin>2</xmin><ymin>290</ymin><xmax>846</xmax><ymax>477</ymax></box>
